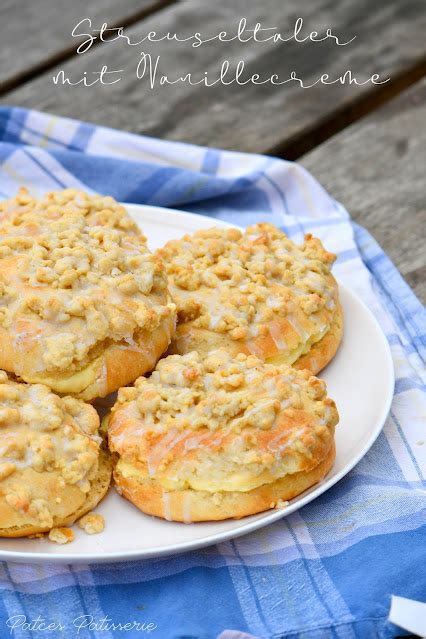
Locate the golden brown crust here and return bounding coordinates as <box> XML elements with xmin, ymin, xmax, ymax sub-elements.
<box><xmin>0</xmin><ymin>314</ymin><xmax>175</xmax><ymax>401</ymax></box>
<box><xmin>0</xmin><ymin>188</ymin><xmax>176</xmax><ymax>399</ymax></box>
<box><xmin>292</xmin><ymin>301</ymin><xmax>343</xmax><ymax>373</ymax></box>
<box><xmin>158</xmin><ymin>224</ymin><xmax>341</xmax><ymax>374</ymax></box>
<box><xmin>167</xmin><ymin>297</ymin><xmax>343</xmax><ymax>376</ymax></box>
<box><xmin>108</xmin><ymin>350</ymin><xmax>338</xmax><ymax>521</ymax></box>
<box><xmin>0</xmin><ymin>372</ymin><xmax>112</xmax><ymax>537</ymax></box>
<box><xmin>0</xmin><ymin>450</ymin><xmax>112</xmax><ymax>537</ymax></box>
<box><xmin>114</xmin><ymin>441</ymin><xmax>335</xmax><ymax>522</ymax></box>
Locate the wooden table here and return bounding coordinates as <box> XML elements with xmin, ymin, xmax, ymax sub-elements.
<box><xmin>1</xmin><ymin>0</ymin><xmax>425</xmax><ymax>301</ymax></box>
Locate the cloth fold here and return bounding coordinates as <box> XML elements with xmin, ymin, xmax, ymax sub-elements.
<box><xmin>0</xmin><ymin>107</ymin><xmax>424</xmax><ymax>639</ymax></box>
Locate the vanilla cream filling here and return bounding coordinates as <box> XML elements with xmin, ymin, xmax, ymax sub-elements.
<box><xmin>116</xmin><ymin>459</ymin><xmax>296</xmax><ymax>494</ymax></box>
<box><xmin>267</xmin><ymin>325</ymin><xmax>329</xmax><ymax>366</ymax></box>
<box><xmin>24</xmin><ymin>358</ymin><xmax>102</xmax><ymax>394</ymax></box>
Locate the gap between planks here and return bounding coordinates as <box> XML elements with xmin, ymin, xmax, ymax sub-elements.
<box><xmin>269</xmin><ymin>54</ymin><xmax>426</xmax><ymax>160</ymax></box>
<box><xmin>0</xmin><ymin>0</ymin><xmax>180</xmax><ymax>97</ymax></box>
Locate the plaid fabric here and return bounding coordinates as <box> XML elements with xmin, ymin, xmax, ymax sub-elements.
<box><xmin>0</xmin><ymin>107</ymin><xmax>424</xmax><ymax>639</ymax></box>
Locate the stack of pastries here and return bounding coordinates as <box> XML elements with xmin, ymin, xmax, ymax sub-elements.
<box><xmin>0</xmin><ymin>188</ymin><xmax>342</xmax><ymax>535</ymax></box>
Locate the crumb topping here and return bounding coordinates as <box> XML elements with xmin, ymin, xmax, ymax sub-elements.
<box><xmin>109</xmin><ymin>350</ymin><xmax>338</xmax><ymax>492</ymax></box>
<box><xmin>0</xmin><ymin>372</ymin><xmax>100</xmax><ymax>527</ymax></box>
<box><xmin>157</xmin><ymin>224</ymin><xmax>337</xmax><ymax>349</ymax></box>
<box><xmin>48</xmin><ymin>526</ymin><xmax>74</xmax><ymax>544</ymax></box>
<box><xmin>274</xmin><ymin>499</ymin><xmax>290</xmax><ymax>509</ymax></box>
<box><xmin>78</xmin><ymin>513</ymin><xmax>105</xmax><ymax>534</ymax></box>
<box><xmin>0</xmin><ymin>188</ymin><xmax>175</xmax><ymax>378</ymax></box>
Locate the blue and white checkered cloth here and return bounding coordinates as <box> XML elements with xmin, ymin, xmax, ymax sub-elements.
<box><xmin>0</xmin><ymin>107</ymin><xmax>424</xmax><ymax>639</ymax></box>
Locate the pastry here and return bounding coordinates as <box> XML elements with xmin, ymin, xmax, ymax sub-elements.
<box><xmin>157</xmin><ymin>223</ymin><xmax>342</xmax><ymax>375</ymax></box>
<box><xmin>107</xmin><ymin>349</ymin><xmax>338</xmax><ymax>522</ymax></box>
<box><xmin>0</xmin><ymin>371</ymin><xmax>111</xmax><ymax>537</ymax></box>
<box><xmin>0</xmin><ymin>188</ymin><xmax>176</xmax><ymax>400</ymax></box>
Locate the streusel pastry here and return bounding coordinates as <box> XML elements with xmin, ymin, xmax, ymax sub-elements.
<box><xmin>0</xmin><ymin>372</ymin><xmax>111</xmax><ymax>537</ymax></box>
<box><xmin>107</xmin><ymin>350</ymin><xmax>338</xmax><ymax>522</ymax></box>
<box><xmin>157</xmin><ymin>223</ymin><xmax>342</xmax><ymax>374</ymax></box>
<box><xmin>0</xmin><ymin>188</ymin><xmax>176</xmax><ymax>400</ymax></box>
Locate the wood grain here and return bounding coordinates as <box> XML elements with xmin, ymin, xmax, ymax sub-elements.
<box><xmin>0</xmin><ymin>0</ymin><xmax>178</xmax><ymax>93</ymax></box>
<box><xmin>301</xmin><ymin>78</ymin><xmax>426</xmax><ymax>302</ymax></box>
<box><xmin>2</xmin><ymin>0</ymin><xmax>425</xmax><ymax>154</ymax></box>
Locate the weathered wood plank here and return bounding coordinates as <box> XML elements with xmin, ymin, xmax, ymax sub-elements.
<box><xmin>301</xmin><ymin>78</ymin><xmax>426</xmax><ymax>303</ymax></box>
<box><xmin>0</xmin><ymin>0</ymin><xmax>177</xmax><ymax>93</ymax></box>
<box><xmin>2</xmin><ymin>0</ymin><xmax>425</xmax><ymax>154</ymax></box>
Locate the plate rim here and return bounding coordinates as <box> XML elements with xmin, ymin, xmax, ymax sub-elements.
<box><xmin>0</xmin><ymin>203</ymin><xmax>395</xmax><ymax>563</ymax></box>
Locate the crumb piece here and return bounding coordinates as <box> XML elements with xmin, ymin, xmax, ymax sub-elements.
<box><xmin>77</xmin><ymin>513</ymin><xmax>105</xmax><ymax>535</ymax></box>
<box><xmin>48</xmin><ymin>526</ymin><xmax>74</xmax><ymax>544</ymax></box>
<box><xmin>416</xmin><ymin>440</ymin><xmax>424</xmax><ymax>446</ymax></box>
<box><xmin>275</xmin><ymin>499</ymin><xmax>289</xmax><ymax>510</ymax></box>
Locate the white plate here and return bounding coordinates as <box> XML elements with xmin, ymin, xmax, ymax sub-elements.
<box><xmin>0</xmin><ymin>204</ymin><xmax>394</xmax><ymax>564</ymax></box>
